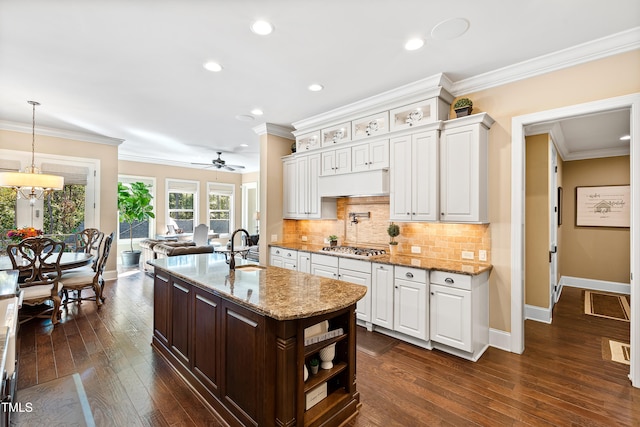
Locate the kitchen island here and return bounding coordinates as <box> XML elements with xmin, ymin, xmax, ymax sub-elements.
<box><xmin>149</xmin><ymin>254</ymin><xmax>367</xmax><ymax>427</ymax></box>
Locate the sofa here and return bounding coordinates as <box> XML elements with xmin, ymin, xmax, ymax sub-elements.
<box><xmin>139</xmin><ymin>239</ymin><xmax>201</xmax><ymax>274</ymax></box>
<box><xmin>153</xmin><ymin>243</ymin><xmax>214</xmax><ymax>259</ymax></box>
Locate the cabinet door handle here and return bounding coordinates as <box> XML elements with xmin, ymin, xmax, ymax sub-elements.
<box><xmin>406</xmin><ymin>212</ymin><xmax>410</xmax><ymax>215</ymax></box>
<box><xmin>276</xmin><ymin>250</ymin><xmax>280</xmax><ymax>255</ymax></box>
<box><xmin>287</xmin><ymin>253</ymin><xmax>291</xmax><ymax>257</ymax></box>
<box><xmin>430</xmin><ymin>292</ymin><xmax>434</xmax><ymax>295</ymax></box>
<box><xmin>445</xmin><ymin>277</ymin><xmax>454</xmax><ymax>284</ymax></box>
<box><xmin>406</xmin><ymin>272</ymin><xmax>413</xmax><ymax>278</ymax></box>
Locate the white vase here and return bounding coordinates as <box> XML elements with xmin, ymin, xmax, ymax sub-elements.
<box><xmin>319</xmin><ymin>343</ymin><xmax>336</xmax><ymax>370</ymax></box>
<box><xmin>304</xmin><ymin>364</ymin><xmax>309</xmax><ymax>381</ymax></box>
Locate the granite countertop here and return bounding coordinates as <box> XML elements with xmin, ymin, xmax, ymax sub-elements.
<box><xmin>149</xmin><ymin>254</ymin><xmax>367</xmax><ymax>321</ymax></box>
<box><xmin>269</xmin><ymin>242</ymin><xmax>492</xmax><ymax>276</ymax></box>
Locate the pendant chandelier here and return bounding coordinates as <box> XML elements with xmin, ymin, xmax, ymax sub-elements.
<box><xmin>0</xmin><ymin>100</ymin><xmax>64</xmax><ymax>204</ymax></box>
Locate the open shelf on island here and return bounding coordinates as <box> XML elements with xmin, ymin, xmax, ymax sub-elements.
<box><xmin>304</xmin><ymin>333</ymin><xmax>347</xmax><ymax>357</ymax></box>
<box><xmin>304</xmin><ymin>361</ymin><xmax>347</xmax><ymax>393</ymax></box>
<box><xmin>304</xmin><ymin>389</ymin><xmax>351</xmax><ymax>426</ymax></box>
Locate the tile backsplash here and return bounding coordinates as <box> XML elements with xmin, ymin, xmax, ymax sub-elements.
<box><xmin>283</xmin><ymin>196</ymin><xmax>490</xmax><ymax>263</ymax></box>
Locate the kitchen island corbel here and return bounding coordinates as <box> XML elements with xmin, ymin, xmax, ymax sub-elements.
<box><xmin>149</xmin><ymin>254</ymin><xmax>367</xmax><ymax>427</ymax></box>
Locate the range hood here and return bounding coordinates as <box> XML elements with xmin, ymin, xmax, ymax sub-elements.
<box><xmin>318</xmin><ymin>169</ymin><xmax>389</xmax><ymax>197</ymax></box>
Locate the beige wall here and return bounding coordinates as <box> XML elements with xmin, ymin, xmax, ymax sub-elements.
<box><xmin>560</xmin><ymin>156</ymin><xmax>630</xmax><ymax>284</ymax></box>
<box><xmin>525</xmin><ymin>134</ymin><xmax>551</xmax><ymax>308</ymax></box>
<box><xmin>0</xmin><ymin>129</ymin><xmax>120</xmax><ymax>272</ymax></box>
<box><xmin>258</xmin><ymin>133</ymin><xmax>292</xmax><ymax>264</ymax></box>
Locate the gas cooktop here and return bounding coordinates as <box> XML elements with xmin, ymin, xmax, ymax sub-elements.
<box><xmin>320</xmin><ymin>246</ymin><xmax>387</xmax><ymax>258</ymax></box>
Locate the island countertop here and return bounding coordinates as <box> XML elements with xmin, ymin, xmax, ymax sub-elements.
<box><xmin>149</xmin><ymin>254</ymin><xmax>367</xmax><ymax>321</ymax></box>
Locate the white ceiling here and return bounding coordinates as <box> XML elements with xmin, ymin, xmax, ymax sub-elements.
<box><xmin>0</xmin><ymin>1</ymin><xmax>638</xmax><ymax>172</ymax></box>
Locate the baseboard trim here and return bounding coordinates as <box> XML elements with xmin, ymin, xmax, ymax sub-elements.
<box><xmin>489</xmin><ymin>328</ymin><xmax>511</xmax><ymax>352</ymax></box>
<box><xmin>561</xmin><ymin>276</ymin><xmax>630</xmax><ymax>295</ymax></box>
<box><xmin>525</xmin><ymin>304</ymin><xmax>552</xmax><ymax>324</ymax></box>
<box><xmin>103</xmin><ymin>269</ymin><xmax>118</xmax><ymax>281</ymax></box>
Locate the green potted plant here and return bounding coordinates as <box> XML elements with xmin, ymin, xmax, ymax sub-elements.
<box><xmin>387</xmin><ymin>222</ymin><xmax>400</xmax><ymax>255</ymax></box>
<box><xmin>328</xmin><ymin>235</ymin><xmax>338</xmax><ymax>247</ymax></box>
<box><xmin>309</xmin><ymin>357</ymin><xmax>319</xmax><ymax>375</ymax></box>
<box><xmin>453</xmin><ymin>97</ymin><xmax>473</xmax><ymax>117</ymax></box>
<box><xmin>118</xmin><ymin>181</ymin><xmax>155</xmax><ymax>267</ymax></box>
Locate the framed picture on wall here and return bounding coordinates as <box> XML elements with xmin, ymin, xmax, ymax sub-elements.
<box><xmin>575</xmin><ymin>185</ymin><xmax>630</xmax><ymax>227</ymax></box>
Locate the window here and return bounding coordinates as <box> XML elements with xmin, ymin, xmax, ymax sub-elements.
<box><xmin>118</xmin><ymin>175</ymin><xmax>155</xmax><ymax>241</ymax></box>
<box><xmin>1</xmin><ymin>151</ymin><xmax>99</xmax><ymax>251</ymax></box>
<box><xmin>167</xmin><ymin>179</ymin><xmax>198</xmax><ymax>233</ymax></box>
<box><xmin>208</xmin><ymin>183</ymin><xmax>234</xmax><ymax>234</ymax></box>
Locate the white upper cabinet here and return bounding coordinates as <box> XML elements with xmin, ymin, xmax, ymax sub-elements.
<box><xmin>390</xmin><ymin>129</ymin><xmax>439</xmax><ymax>221</ymax></box>
<box><xmin>321</xmin><ymin>122</ymin><xmax>351</xmax><ymax>147</ymax></box>
<box><xmin>320</xmin><ymin>147</ymin><xmax>351</xmax><ymax>176</ymax></box>
<box><xmin>351</xmin><ymin>139</ymin><xmax>389</xmax><ymax>173</ymax></box>
<box><xmin>440</xmin><ymin>113</ymin><xmax>494</xmax><ymax>223</ymax></box>
<box><xmin>352</xmin><ymin>111</ymin><xmax>389</xmax><ymax>141</ymax></box>
<box><xmin>389</xmin><ymin>98</ymin><xmax>449</xmax><ymax>132</ymax></box>
<box><xmin>283</xmin><ymin>153</ymin><xmax>325</xmax><ymax>219</ymax></box>
<box><xmin>296</xmin><ymin>131</ymin><xmax>321</xmax><ymax>152</ymax></box>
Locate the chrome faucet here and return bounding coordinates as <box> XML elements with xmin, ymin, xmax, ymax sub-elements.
<box><xmin>229</xmin><ymin>228</ymin><xmax>251</xmax><ymax>270</ymax></box>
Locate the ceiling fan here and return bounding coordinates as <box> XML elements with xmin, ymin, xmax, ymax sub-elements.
<box><xmin>192</xmin><ymin>152</ymin><xmax>245</xmax><ymax>171</ymax></box>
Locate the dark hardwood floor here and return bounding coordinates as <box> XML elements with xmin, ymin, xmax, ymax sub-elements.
<box><xmin>15</xmin><ymin>271</ymin><xmax>639</xmax><ymax>426</ymax></box>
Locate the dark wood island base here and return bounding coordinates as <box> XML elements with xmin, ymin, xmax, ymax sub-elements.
<box><xmin>150</xmin><ymin>255</ymin><xmax>366</xmax><ymax>426</ymax></box>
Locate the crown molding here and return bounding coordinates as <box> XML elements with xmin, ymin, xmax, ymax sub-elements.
<box><xmin>252</xmin><ymin>123</ymin><xmax>294</xmax><ymax>139</ymax></box>
<box><xmin>292</xmin><ymin>73</ymin><xmax>454</xmax><ymax>133</ymax></box>
<box><xmin>0</xmin><ymin>120</ymin><xmax>124</xmax><ymax>146</ymax></box>
<box><xmin>118</xmin><ymin>153</ymin><xmax>256</xmax><ymax>174</ymax></box>
<box><xmin>451</xmin><ymin>27</ymin><xmax>640</xmax><ymax>96</ymax></box>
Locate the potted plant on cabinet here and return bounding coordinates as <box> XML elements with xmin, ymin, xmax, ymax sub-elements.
<box><xmin>387</xmin><ymin>222</ymin><xmax>400</xmax><ymax>255</ymax></box>
<box><xmin>328</xmin><ymin>235</ymin><xmax>338</xmax><ymax>247</ymax></box>
<box><xmin>118</xmin><ymin>181</ymin><xmax>155</xmax><ymax>267</ymax></box>
<box><xmin>309</xmin><ymin>357</ymin><xmax>320</xmax><ymax>375</ymax></box>
<box><xmin>453</xmin><ymin>97</ymin><xmax>473</xmax><ymax>117</ymax></box>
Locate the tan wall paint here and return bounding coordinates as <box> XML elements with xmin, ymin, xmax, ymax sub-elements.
<box><xmin>450</xmin><ymin>49</ymin><xmax>640</xmax><ymax>331</ymax></box>
<box><xmin>525</xmin><ymin>134</ymin><xmax>550</xmax><ymax>308</ymax></box>
<box><xmin>259</xmin><ymin>133</ymin><xmax>293</xmax><ymax>264</ymax></box>
<box><xmin>560</xmin><ymin>156</ymin><xmax>630</xmax><ymax>283</ymax></box>
<box><xmin>0</xmin><ymin>129</ymin><xmax>120</xmax><ymax>272</ymax></box>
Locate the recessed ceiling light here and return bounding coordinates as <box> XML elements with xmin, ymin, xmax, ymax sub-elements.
<box><xmin>240</xmin><ymin>143</ymin><xmax>249</xmax><ymax>147</ymax></box>
<box><xmin>251</xmin><ymin>20</ymin><xmax>274</xmax><ymax>36</ymax></box>
<box><xmin>620</xmin><ymin>135</ymin><xmax>631</xmax><ymax>141</ymax></box>
<box><xmin>235</xmin><ymin>114</ymin><xmax>255</xmax><ymax>122</ymax></box>
<box><xmin>251</xmin><ymin>108</ymin><xmax>264</xmax><ymax>116</ymax></box>
<box><xmin>431</xmin><ymin>18</ymin><xmax>470</xmax><ymax>40</ymax></box>
<box><xmin>404</xmin><ymin>38</ymin><xmax>424</xmax><ymax>51</ymax></box>
<box><xmin>308</xmin><ymin>83</ymin><xmax>324</xmax><ymax>92</ymax></box>
<box><xmin>203</xmin><ymin>61</ymin><xmax>223</xmax><ymax>72</ymax></box>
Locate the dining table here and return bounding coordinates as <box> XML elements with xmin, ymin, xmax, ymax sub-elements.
<box><xmin>0</xmin><ymin>252</ymin><xmax>94</xmax><ymax>273</ymax></box>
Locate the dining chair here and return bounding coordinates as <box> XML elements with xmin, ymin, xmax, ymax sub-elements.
<box><xmin>75</xmin><ymin>228</ymin><xmax>104</xmax><ymax>262</ymax></box>
<box><xmin>61</xmin><ymin>232</ymin><xmax>113</xmax><ymax>307</ymax></box>
<box><xmin>193</xmin><ymin>223</ymin><xmax>209</xmax><ymax>246</ymax></box>
<box><xmin>7</xmin><ymin>237</ymin><xmax>65</xmax><ymax>325</ymax></box>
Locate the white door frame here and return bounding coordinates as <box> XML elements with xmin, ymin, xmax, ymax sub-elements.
<box><xmin>511</xmin><ymin>93</ymin><xmax>640</xmax><ymax>387</ymax></box>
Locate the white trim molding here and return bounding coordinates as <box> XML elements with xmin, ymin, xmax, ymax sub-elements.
<box><xmin>452</xmin><ymin>27</ymin><xmax>640</xmax><ymax>96</ymax></box>
<box><xmin>525</xmin><ymin>304</ymin><xmax>553</xmax><ymax>324</ymax></box>
<box><xmin>489</xmin><ymin>329</ymin><xmax>511</xmax><ymax>352</ymax></box>
<box><xmin>0</xmin><ymin>120</ymin><xmax>124</xmax><ymax>146</ymax></box>
<box><xmin>560</xmin><ymin>276</ymin><xmax>631</xmax><ymax>295</ymax></box>
<box><xmin>252</xmin><ymin>123</ymin><xmax>295</xmax><ymax>139</ymax></box>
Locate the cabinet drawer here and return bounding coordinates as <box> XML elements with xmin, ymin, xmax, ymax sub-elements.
<box><xmin>394</xmin><ymin>266</ymin><xmax>427</xmax><ymax>283</ymax></box>
<box><xmin>339</xmin><ymin>258</ymin><xmax>371</xmax><ymax>273</ymax></box>
<box><xmin>430</xmin><ymin>271</ymin><xmax>472</xmax><ymax>291</ymax></box>
<box><xmin>270</xmin><ymin>247</ymin><xmax>297</xmax><ymax>259</ymax></box>
<box><xmin>311</xmin><ymin>253</ymin><xmax>339</xmax><ymax>268</ymax></box>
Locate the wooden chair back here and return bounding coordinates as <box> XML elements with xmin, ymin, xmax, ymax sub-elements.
<box><xmin>96</xmin><ymin>232</ymin><xmax>114</xmax><ymax>276</ymax></box>
<box><xmin>7</xmin><ymin>237</ymin><xmax>64</xmax><ymax>291</ymax></box>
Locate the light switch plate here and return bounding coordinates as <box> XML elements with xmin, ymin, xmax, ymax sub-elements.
<box><xmin>411</xmin><ymin>246</ymin><xmax>421</xmax><ymax>254</ymax></box>
<box><xmin>461</xmin><ymin>251</ymin><xmax>474</xmax><ymax>260</ymax></box>
<box><xmin>479</xmin><ymin>250</ymin><xmax>487</xmax><ymax>261</ymax></box>
<box><xmin>271</xmin><ymin>234</ymin><xmax>278</xmax><ymax>242</ymax></box>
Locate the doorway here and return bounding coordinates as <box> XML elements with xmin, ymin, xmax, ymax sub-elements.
<box><xmin>511</xmin><ymin>93</ymin><xmax>640</xmax><ymax>387</ymax></box>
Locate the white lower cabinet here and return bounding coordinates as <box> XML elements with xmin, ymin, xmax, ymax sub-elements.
<box><xmin>311</xmin><ymin>254</ymin><xmax>372</xmax><ymax>323</ymax></box>
<box><xmin>393</xmin><ymin>267</ymin><xmax>428</xmax><ymax>340</ymax></box>
<box><xmin>297</xmin><ymin>251</ymin><xmax>311</xmax><ymax>273</ymax></box>
<box><xmin>269</xmin><ymin>247</ymin><xmax>298</xmax><ymax>271</ymax></box>
<box><xmin>371</xmin><ymin>263</ymin><xmax>394</xmax><ymax>329</ymax></box>
<box><xmin>429</xmin><ymin>270</ymin><xmax>489</xmax><ymax>361</ymax></box>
